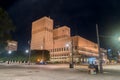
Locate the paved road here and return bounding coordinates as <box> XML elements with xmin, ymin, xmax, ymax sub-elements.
<box><xmin>0</xmin><ymin>63</ymin><xmax>120</xmax><ymax>80</ymax></box>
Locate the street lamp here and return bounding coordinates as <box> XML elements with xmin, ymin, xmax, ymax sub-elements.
<box><xmin>118</xmin><ymin>37</ymin><xmax>120</xmax><ymax>62</ymax></box>
<box><xmin>66</xmin><ymin>39</ymin><xmax>74</xmax><ymax>68</ymax></box>
<box><xmin>8</xmin><ymin>50</ymin><xmax>12</xmax><ymax>54</ymax></box>
<box><xmin>40</xmin><ymin>45</ymin><xmax>44</xmax><ymax>63</ymax></box>
<box><xmin>27</xmin><ymin>40</ymin><xmax>31</xmax><ymax>65</ymax></box>
<box><xmin>8</xmin><ymin>50</ymin><xmax>12</xmax><ymax>64</ymax></box>
<box><xmin>28</xmin><ymin>49</ymin><xmax>31</xmax><ymax>65</ymax></box>
<box><xmin>96</xmin><ymin>24</ymin><xmax>103</xmax><ymax>73</ymax></box>
<box><xmin>25</xmin><ymin>50</ymin><xmax>29</xmax><ymax>53</ymax></box>
<box><xmin>25</xmin><ymin>49</ymin><xmax>30</xmax><ymax>65</ymax></box>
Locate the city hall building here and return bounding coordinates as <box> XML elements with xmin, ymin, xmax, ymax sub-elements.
<box><xmin>31</xmin><ymin>16</ymin><xmax>99</xmax><ymax>63</ymax></box>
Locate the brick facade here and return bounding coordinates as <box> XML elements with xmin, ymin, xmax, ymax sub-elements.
<box><xmin>31</xmin><ymin>16</ymin><xmax>99</xmax><ymax>63</ymax></box>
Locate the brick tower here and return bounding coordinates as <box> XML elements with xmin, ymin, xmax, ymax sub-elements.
<box><xmin>31</xmin><ymin>16</ymin><xmax>53</xmax><ymax>50</ymax></box>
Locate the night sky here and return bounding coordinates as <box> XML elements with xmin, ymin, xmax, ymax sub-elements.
<box><xmin>1</xmin><ymin>0</ymin><xmax>120</xmax><ymax>51</ymax></box>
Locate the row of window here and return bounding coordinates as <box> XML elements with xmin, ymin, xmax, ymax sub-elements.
<box><xmin>51</xmin><ymin>57</ymin><xmax>67</xmax><ymax>59</ymax></box>
<box><xmin>48</xmin><ymin>46</ymin><xmax>75</xmax><ymax>52</ymax></box>
<box><xmin>50</xmin><ymin>53</ymin><xmax>69</xmax><ymax>57</ymax></box>
<box><xmin>49</xmin><ymin>46</ymin><xmax>97</xmax><ymax>53</ymax></box>
<box><xmin>32</xmin><ymin>27</ymin><xmax>52</xmax><ymax>34</ymax></box>
<box><xmin>53</xmin><ymin>35</ymin><xmax>69</xmax><ymax>40</ymax></box>
<box><xmin>49</xmin><ymin>47</ymin><xmax>69</xmax><ymax>52</ymax></box>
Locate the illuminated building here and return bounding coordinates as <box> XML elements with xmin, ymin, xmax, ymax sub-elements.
<box><xmin>31</xmin><ymin>17</ymin><xmax>53</xmax><ymax>50</ymax></box>
<box><xmin>31</xmin><ymin>16</ymin><xmax>99</xmax><ymax>63</ymax></box>
<box><xmin>6</xmin><ymin>40</ymin><xmax>17</xmax><ymax>51</ymax></box>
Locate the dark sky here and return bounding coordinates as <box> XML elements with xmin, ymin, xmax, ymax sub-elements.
<box><xmin>1</xmin><ymin>0</ymin><xmax>120</xmax><ymax>50</ymax></box>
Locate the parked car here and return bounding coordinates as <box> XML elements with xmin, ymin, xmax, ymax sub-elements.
<box><xmin>36</xmin><ymin>60</ymin><xmax>47</xmax><ymax>65</ymax></box>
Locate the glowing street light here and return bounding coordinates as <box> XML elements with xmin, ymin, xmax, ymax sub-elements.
<box><xmin>8</xmin><ymin>50</ymin><xmax>12</xmax><ymax>54</ymax></box>
<box><xmin>25</xmin><ymin>49</ymin><xmax>29</xmax><ymax>53</ymax></box>
<box><xmin>66</xmin><ymin>44</ymin><xmax>69</xmax><ymax>47</ymax></box>
<box><xmin>118</xmin><ymin>37</ymin><xmax>120</xmax><ymax>41</ymax></box>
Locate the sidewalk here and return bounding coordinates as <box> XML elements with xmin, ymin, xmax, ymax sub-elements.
<box><xmin>0</xmin><ymin>63</ymin><xmax>120</xmax><ymax>80</ymax></box>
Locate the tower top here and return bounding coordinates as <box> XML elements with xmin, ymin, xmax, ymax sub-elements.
<box><xmin>32</xmin><ymin>16</ymin><xmax>53</xmax><ymax>25</ymax></box>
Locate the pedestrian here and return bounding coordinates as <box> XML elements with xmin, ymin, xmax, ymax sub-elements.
<box><xmin>88</xmin><ymin>61</ymin><xmax>95</xmax><ymax>74</ymax></box>
<box><xmin>94</xmin><ymin>61</ymin><xmax>99</xmax><ymax>73</ymax></box>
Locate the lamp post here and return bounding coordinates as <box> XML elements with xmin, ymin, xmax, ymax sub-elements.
<box><xmin>28</xmin><ymin>49</ymin><xmax>31</xmax><ymax>65</ymax></box>
<box><xmin>96</xmin><ymin>24</ymin><xmax>103</xmax><ymax>73</ymax></box>
<box><xmin>28</xmin><ymin>40</ymin><xmax>31</xmax><ymax>65</ymax></box>
<box><xmin>66</xmin><ymin>39</ymin><xmax>74</xmax><ymax>68</ymax></box>
<box><xmin>8</xmin><ymin>50</ymin><xmax>12</xmax><ymax>64</ymax></box>
<box><xmin>41</xmin><ymin>45</ymin><xmax>44</xmax><ymax>63</ymax></box>
<box><xmin>25</xmin><ymin>49</ymin><xmax>31</xmax><ymax>65</ymax></box>
<box><xmin>71</xmin><ymin>39</ymin><xmax>74</xmax><ymax>68</ymax></box>
<box><xmin>118</xmin><ymin>37</ymin><xmax>120</xmax><ymax>61</ymax></box>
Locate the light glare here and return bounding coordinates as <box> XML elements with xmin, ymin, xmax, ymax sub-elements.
<box><xmin>25</xmin><ymin>50</ymin><xmax>29</xmax><ymax>53</ymax></box>
<box><xmin>8</xmin><ymin>51</ymin><xmax>12</xmax><ymax>54</ymax></box>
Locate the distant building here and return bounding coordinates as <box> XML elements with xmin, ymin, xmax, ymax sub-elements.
<box><xmin>6</xmin><ymin>40</ymin><xmax>17</xmax><ymax>51</ymax></box>
<box><xmin>31</xmin><ymin>16</ymin><xmax>99</xmax><ymax>63</ymax></box>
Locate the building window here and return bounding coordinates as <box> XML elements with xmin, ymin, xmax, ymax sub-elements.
<box><xmin>62</xmin><ymin>48</ymin><xmax>63</xmax><ymax>51</ymax></box>
<box><xmin>75</xmin><ymin>46</ymin><xmax>77</xmax><ymax>49</ymax></box>
<box><xmin>53</xmin><ymin>49</ymin><xmax>54</xmax><ymax>52</ymax></box>
<box><xmin>50</xmin><ymin>49</ymin><xmax>52</xmax><ymax>52</ymax></box>
<box><xmin>57</xmin><ymin>48</ymin><xmax>59</xmax><ymax>52</ymax></box>
<box><xmin>59</xmin><ymin>48</ymin><xmax>60</xmax><ymax>51</ymax></box>
<box><xmin>58</xmin><ymin>48</ymin><xmax>60</xmax><ymax>51</ymax></box>
<box><xmin>55</xmin><ymin>48</ymin><xmax>56</xmax><ymax>52</ymax></box>
<box><xmin>66</xmin><ymin>47</ymin><xmax>69</xmax><ymax>51</ymax></box>
<box><xmin>56</xmin><ymin>48</ymin><xmax>57</xmax><ymax>52</ymax></box>
<box><xmin>64</xmin><ymin>47</ymin><xmax>66</xmax><ymax>51</ymax></box>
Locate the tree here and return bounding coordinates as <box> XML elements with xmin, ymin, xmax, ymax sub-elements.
<box><xmin>0</xmin><ymin>8</ymin><xmax>15</xmax><ymax>52</ymax></box>
<box><xmin>107</xmin><ymin>49</ymin><xmax>118</xmax><ymax>63</ymax></box>
<box><xmin>0</xmin><ymin>50</ymin><xmax>27</xmax><ymax>62</ymax></box>
<box><xmin>31</xmin><ymin>50</ymin><xmax>50</xmax><ymax>63</ymax></box>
